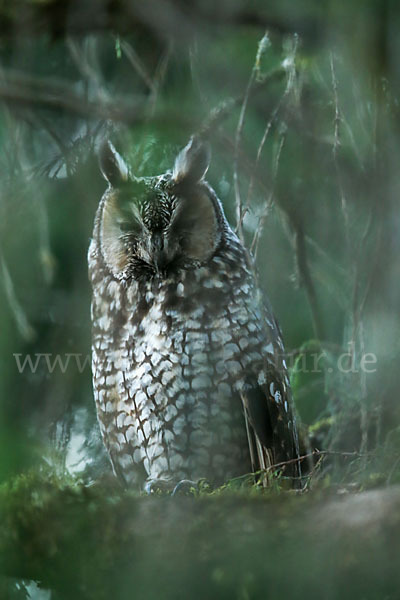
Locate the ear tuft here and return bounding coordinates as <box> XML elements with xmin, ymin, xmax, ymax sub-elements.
<box><xmin>172</xmin><ymin>137</ymin><xmax>211</xmax><ymax>184</ymax></box>
<box><xmin>99</xmin><ymin>141</ymin><xmax>129</xmax><ymax>186</ymax></box>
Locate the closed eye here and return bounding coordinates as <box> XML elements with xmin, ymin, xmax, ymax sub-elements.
<box><xmin>117</xmin><ymin>205</ymin><xmax>143</xmax><ymax>234</ymax></box>
<box><xmin>118</xmin><ymin>220</ymin><xmax>140</xmax><ymax>233</ymax></box>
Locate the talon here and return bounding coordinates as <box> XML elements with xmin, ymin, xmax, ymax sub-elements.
<box><xmin>145</xmin><ymin>479</ymin><xmax>173</xmax><ymax>495</ymax></box>
<box><xmin>171</xmin><ymin>479</ymin><xmax>198</xmax><ymax>496</ymax></box>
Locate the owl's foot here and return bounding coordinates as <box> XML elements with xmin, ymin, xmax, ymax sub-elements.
<box><xmin>144</xmin><ymin>478</ymin><xmax>201</xmax><ymax>496</ymax></box>
<box><xmin>144</xmin><ymin>479</ymin><xmax>174</xmax><ymax>495</ymax></box>
<box><xmin>171</xmin><ymin>479</ymin><xmax>198</xmax><ymax>496</ymax></box>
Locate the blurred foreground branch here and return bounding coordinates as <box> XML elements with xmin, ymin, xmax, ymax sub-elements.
<box><xmin>0</xmin><ymin>70</ymin><xmax>148</xmax><ymax>123</ymax></box>
<box><xmin>0</xmin><ymin>1</ymin><xmax>324</xmax><ymax>41</ymax></box>
<box><xmin>1</xmin><ymin>473</ymin><xmax>400</xmax><ymax>599</ymax></box>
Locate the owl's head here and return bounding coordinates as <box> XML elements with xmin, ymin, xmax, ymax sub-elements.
<box><xmin>98</xmin><ymin>138</ymin><xmax>225</xmax><ymax>279</ymax></box>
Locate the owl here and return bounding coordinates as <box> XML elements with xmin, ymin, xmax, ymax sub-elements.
<box><xmin>88</xmin><ymin>136</ymin><xmax>301</xmax><ymax>492</ymax></box>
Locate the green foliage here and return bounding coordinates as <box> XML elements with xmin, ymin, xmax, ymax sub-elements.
<box><xmin>1</xmin><ymin>0</ymin><xmax>400</xmax><ymax>597</ymax></box>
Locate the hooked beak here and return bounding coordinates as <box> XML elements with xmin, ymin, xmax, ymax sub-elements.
<box><xmin>150</xmin><ymin>231</ymin><xmax>166</xmax><ymax>272</ymax></box>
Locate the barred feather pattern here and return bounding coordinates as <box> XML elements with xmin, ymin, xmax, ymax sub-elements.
<box><xmin>89</xmin><ymin>141</ymin><xmax>300</xmax><ymax>490</ymax></box>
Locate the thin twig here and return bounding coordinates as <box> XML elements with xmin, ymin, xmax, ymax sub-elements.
<box><xmin>67</xmin><ymin>37</ymin><xmax>109</xmax><ymax>104</ymax></box>
<box><xmin>250</xmin><ymin>132</ymin><xmax>286</xmax><ymax>257</ymax></box>
<box><xmin>292</xmin><ymin>221</ymin><xmax>325</xmax><ymax>341</ymax></box>
<box><xmin>358</xmin><ymin>320</ymin><xmax>369</xmax><ymax>455</ymax></box>
<box><xmin>241</xmin><ymin>92</ymin><xmax>287</xmax><ymax>233</ymax></box>
<box><xmin>0</xmin><ymin>253</ymin><xmax>36</xmax><ymax>341</ymax></box>
<box><xmin>330</xmin><ymin>52</ymin><xmax>350</xmax><ymax>254</ymax></box>
<box><xmin>148</xmin><ymin>41</ymin><xmax>172</xmax><ymax>115</ymax></box>
<box><xmin>351</xmin><ymin>199</ymin><xmax>381</xmax><ymax>345</ymax></box>
<box><xmin>386</xmin><ymin>455</ymin><xmax>400</xmax><ymax>487</ymax></box>
<box><xmin>265</xmin><ymin>449</ymin><xmax>373</xmax><ymax>474</ymax></box>
<box><xmin>233</xmin><ymin>32</ymin><xmax>269</xmax><ymax>242</ymax></box>
<box><xmin>197</xmin><ymin>65</ymin><xmax>286</xmax><ymax>140</ymax></box>
<box><xmin>302</xmin><ymin>454</ymin><xmax>325</xmax><ymax>491</ymax></box>
<box><xmin>120</xmin><ymin>39</ymin><xmax>156</xmax><ymax>93</ymax></box>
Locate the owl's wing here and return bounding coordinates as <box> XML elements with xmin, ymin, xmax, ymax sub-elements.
<box><xmin>240</xmin><ymin>363</ymin><xmax>301</xmax><ymax>485</ymax></box>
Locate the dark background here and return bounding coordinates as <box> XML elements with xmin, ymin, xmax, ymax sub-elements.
<box><xmin>1</xmin><ymin>1</ymin><xmax>400</xmax><ymax>598</ymax></box>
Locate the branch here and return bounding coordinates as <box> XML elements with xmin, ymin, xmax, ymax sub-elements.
<box><xmin>292</xmin><ymin>220</ymin><xmax>325</xmax><ymax>341</ymax></box>
<box><xmin>0</xmin><ymin>73</ymin><xmax>146</xmax><ymax>122</ymax></box>
<box><xmin>197</xmin><ymin>66</ymin><xmax>286</xmax><ymax>140</ymax></box>
<box><xmin>266</xmin><ymin>449</ymin><xmax>374</xmax><ymax>473</ymax></box>
<box><xmin>233</xmin><ymin>33</ymin><xmax>271</xmax><ymax>242</ymax></box>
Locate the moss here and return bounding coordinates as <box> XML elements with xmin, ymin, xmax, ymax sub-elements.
<box><xmin>1</xmin><ymin>471</ymin><xmax>400</xmax><ymax>599</ymax></box>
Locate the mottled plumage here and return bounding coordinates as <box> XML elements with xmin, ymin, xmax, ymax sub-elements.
<box><xmin>88</xmin><ymin>137</ymin><xmax>300</xmax><ymax>490</ymax></box>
